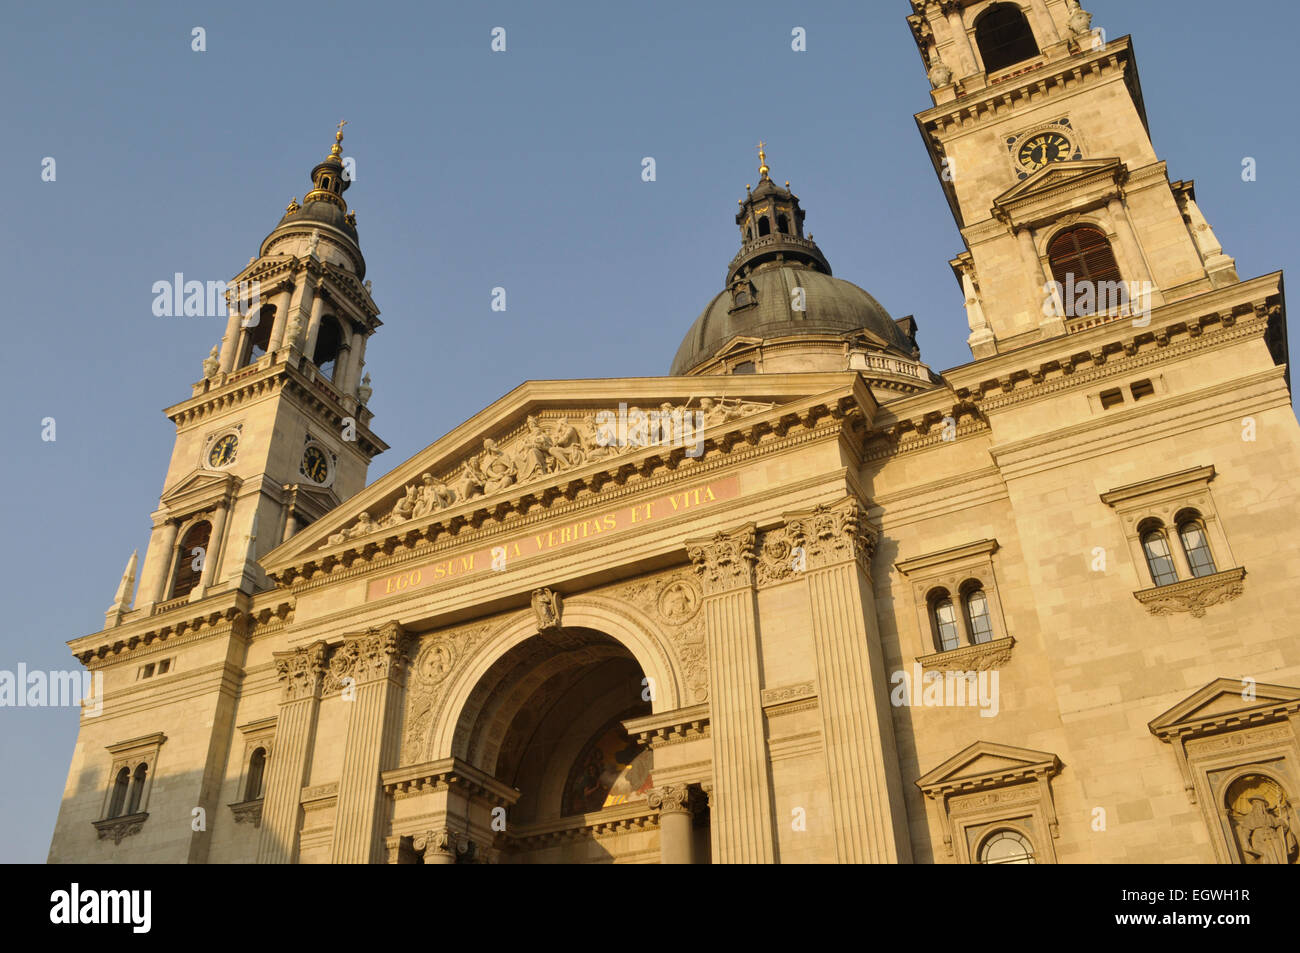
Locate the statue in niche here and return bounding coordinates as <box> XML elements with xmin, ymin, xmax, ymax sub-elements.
<box><xmin>1227</xmin><ymin>774</ymin><xmax>1299</xmax><ymax>865</ymax></box>
<box><xmin>305</xmin><ymin>229</ymin><xmax>320</xmax><ymax>257</ymax></box>
<box><xmin>531</xmin><ymin>588</ymin><xmax>562</xmax><ymax>631</ymax></box>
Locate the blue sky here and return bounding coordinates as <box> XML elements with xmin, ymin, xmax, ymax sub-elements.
<box><xmin>1</xmin><ymin>0</ymin><xmax>1295</xmax><ymax>862</ymax></box>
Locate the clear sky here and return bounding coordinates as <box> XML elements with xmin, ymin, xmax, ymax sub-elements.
<box><xmin>1</xmin><ymin>0</ymin><xmax>1295</xmax><ymax>862</ymax></box>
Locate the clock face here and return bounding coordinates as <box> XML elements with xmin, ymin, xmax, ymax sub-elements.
<box><xmin>208</xmin><ymin>434</ymin><xmax>238</xmax><ymax>467</ymax></box>
<box><xmin>302</xmin><ymin>446</ymin><xmax>329</xmax><ymax>483</ymax></box>
<box><xmin>1018</xmin><ymin>132</ymin><xmax>1072</xmax><ymax>172</ymax></box>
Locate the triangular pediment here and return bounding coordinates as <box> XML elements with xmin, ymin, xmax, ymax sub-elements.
<box><xmin>993</xmin><ymin>157</ymin><xmax>1125</xmax><ymax>206</ymax></box>
<box><xmin>159</xmin><ymin>467</ymin><xmax>238</xmax><ymax>511</ymax></box>
<box><xmin>917</xmin><ymin>741</ymin><xmax>1062</xmax><ymax>795</ymax></box>
<box><xmin>1149</xmin><ymin>678</ymin><xmax>1300</xmax><ymax>738</ymax></box>
<box><xmin>261</xmin><ymin>373</ymin><xmax>872</xmax><ymax>574</ymax></box>
<box><xmin>715</xmin><ymin>335</ymin><xmax>763</xmax><ymax>357</ymax></box>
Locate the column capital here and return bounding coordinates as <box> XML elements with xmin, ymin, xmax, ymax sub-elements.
<box><xmin>784</xmin><ymin>498</ymin><xmax>877</xmax><ymax>574</ymax></box>
<box><xmin>414</xmin><ymin>827</ymin><xmax>469</xmax><ymax>862</ymax></box>
<box><xmin>648</xmin><ymin>783</ymin><xmax>696</xmax><ymax>817</ymax></box>
<box><xmin>686</xmin><ymin>525</ymin><xmax>757</xmax><ymax>596</ymax></box>
<box><xmin>273</xmin><ymin>641</ymin><xmax>329</xmax><ymax>702</ymax></box>
<box><xmin>323</xmin><ymin>621</ymin><xmax>413</xmax><ymax>692</ymax></box>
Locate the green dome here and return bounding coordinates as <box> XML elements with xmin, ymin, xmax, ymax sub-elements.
<box><xmin>670</xmin><ymin>264</ymin><xmax>910</xmax><ymax>376</ymax></box>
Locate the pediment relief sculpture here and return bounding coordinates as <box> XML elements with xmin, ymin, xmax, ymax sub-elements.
<box><xmin>323</xmin><ymin>397</ymin><xmax>775</xmax><ymax>547</ymax></box>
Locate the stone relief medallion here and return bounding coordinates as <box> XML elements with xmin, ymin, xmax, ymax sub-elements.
<box><xmin>657</xmin><ymin>578</ymin><xmax>701</xmax><ymax>624</ymax></box>
<box><xmin>417</xmin><ymin>641</ymin><xmax>455</xmax><ymax>685</ymax></box>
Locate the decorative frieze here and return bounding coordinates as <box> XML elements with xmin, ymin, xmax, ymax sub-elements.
<box><xmin>1134</xmin><ymin>567</ymin><xmax>1246</xmax><ymax>618</ymax></box>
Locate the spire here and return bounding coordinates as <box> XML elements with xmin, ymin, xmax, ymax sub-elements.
<box><xmin>105</xmin><ymin>550</ymin><xmax>138</xmax><ymax>627</ymax></box>
<box><xmin>304</xmin><ymin>121</ymin><xmax>350</xmax><ymax>210</ymax></box>
<box><xmin>758</xmin><ymin>140</ymin><xmax>770</xmax><ymax>180</ymax></box>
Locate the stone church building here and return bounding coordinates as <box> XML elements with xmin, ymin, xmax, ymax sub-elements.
<box><xmin>49</xmin><ymin>1</ymin><xmax>1300</xmax><ymax>864</ymax></box>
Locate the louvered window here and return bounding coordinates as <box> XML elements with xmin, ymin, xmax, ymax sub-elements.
<box><xmin>171</xmin><ymin>520</ymin><xmax>212</xmax><ymax>599</ymax></box>
<box><xmin>976</xmin><ymin>4</ymin><xmax>1040</xmax><ymax>74</ymax></box>
<box><xmin>1048</xmin><ymin>226</ymin><xmax>1126</xmax><ymax>316</ymax></box>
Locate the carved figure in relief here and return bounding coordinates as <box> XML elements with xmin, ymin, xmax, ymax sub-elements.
<box><xmin>549</xmin><ymin>417</ymin><xmax>585</xmax><ymax>467</ymax></box>
<box><xmin>320</xmin><ymin>396</ymin><xmax>778</xmax><ymax>547</ymax></box>
<box><xmin>531</xmin><ymin>588</ymin><xmax>562</xmax><ymax>631</ymax></box>
<box><xmin>454</xmin><ymin>457</ymin><xmax>486</xmax><ymax>502</ymax></box>
<box><xmin>480</xmin><ymin>439</ymin><xmax>517</xmax><ymax>493</ymax></box>
<box><xmin>1227</xmin><ymin>775</ymin><xmax>1299</xmax><ymax>865</ymax></box>
<box><xmin>411</xmin><ymin>472</ymin><xmax>454</xmax><ymax>518</ymax></box>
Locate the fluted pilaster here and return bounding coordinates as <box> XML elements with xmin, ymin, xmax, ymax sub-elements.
<box><xmin>256</xmin><ymin>641</ymin><xmax>327</xmax><ymax>863</ymax></box>
<box><xmin>687</xmin><ymin>526</ymin><xmax>775</xmax><ymax>863</ymax></box>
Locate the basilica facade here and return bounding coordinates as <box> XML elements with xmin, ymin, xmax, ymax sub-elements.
<box><xmin>49</xmin><ymin>0</ymin><xmax>1300</xmax><ymax>864</ymax></box>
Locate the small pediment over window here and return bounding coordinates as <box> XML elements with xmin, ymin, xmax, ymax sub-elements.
<box><xmin>1149</xmin><ymin>677</ymin><xmax>1300</xmax><ymax>740</ymax></box>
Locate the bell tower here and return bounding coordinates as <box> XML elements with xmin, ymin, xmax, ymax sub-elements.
<box><xmin>129</xmin><ymin>125</ymin><xmax>389</xmax><ymax>616</ymax></box>
<box><xmin>908</xmin><ymin>1</ymin><xmax>1240</xmax><ymax>357</ymax></box>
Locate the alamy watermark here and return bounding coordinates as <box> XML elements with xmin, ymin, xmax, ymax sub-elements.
<box><xmin>593</xmin><ymin>402</ymin><xmax>706</xmax><ymax>458</ymax></box>
<box><xmin>0</xmin><ymin>665</ymin><xmax>102</xmax><ymax>716</ymax></box>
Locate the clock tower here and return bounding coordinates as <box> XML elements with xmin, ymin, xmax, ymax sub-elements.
<box><xmin>908</xmin><ymin>0</ymin><xmax>1241</xmax><ymax>358</ymax></box>
<box><xmin>129</xmin><ymin>125</ymin><xmax>388</xmax><ymax>617</ymax></box>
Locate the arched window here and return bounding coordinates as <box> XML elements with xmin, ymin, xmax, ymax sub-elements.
<box><xmin>242</xmin><ymin>305</ymin><xmax>274</xmax><ymax>366</ymax></box>
<box><xmin>1140</xmin><ymin>522</ymin><xmax>1179</xmax><ymax>587</ymax></box>
<box><xmin>963</xmin><ymin>583</ymin><xmax>995</xmax><ymax>644</ymax></box>
<box><xmin>929</xmin><ymin>590</ymin><xmax>961</xmax><ymax>652</ymax></box>
<box><xmin>245</xmin><ymin>747</ymin><xmax>267</xmax><ymax>801</ymax></box>
<box><xmin>745</xmin><ymin>227</ymin><xmax>753</xmax><ymax>242</ymax></box>
<box><xmin>979</xmin><ymin>829</ymin><xmax>1036</xmax><ymax>864</ymax></box>
<box><xmin>1048</xmin><ymin>226</ymin><xmax>1125</xmax><ymax>317</ymax></box>
<box><xmin>171</xmin><ymin>520</ymin><xmax>212</xmax><ymax>599</ymax></box>
<box><xmin>776</xmin><ymin>213</ymin><xmax>790</xmax><ymax>235</ymax></box>
<box><xmin>126</xmin><ymin>763</ymin><xmax>148</xmax><ymax>815</ymax></box>
<box><xmin>758</xmin><ymin>217</ymin><xmax>771</xmax><ymax>237</ymax></box>
<box><xmin>108</xmin><ymin>766</ymin><xmax>130</xmax><ymax>818</ymax></box>
<box><xmin>1176</xmin><ymin>512</ymin><xmax>1217</xmax><ymax>578</ymax></box>
<box><xmin>975</xmin><ymin>4</ymin><xmax>1040</xmax><ymax>74</ymax></box>
<box><xmin>312</xmin><ymin>316</ymin><xmax>345</xmax><ymax>383</ymax></box>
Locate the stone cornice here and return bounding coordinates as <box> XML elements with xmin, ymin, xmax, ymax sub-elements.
<box><xmin>508</xmin><ymin>803</ymin><xmax>659</xmax><ymax>848</ymax></box>
<box><xmin>916</xmin><ymin>36</ymin><xmax>1134</xmax><ymax>137</ymax></box>
<box><xmin>1100</xmin><ymin>466</ymin><xmax>1216</xmax><ymax>507</ymax></box>
<box><xmin>168</xmin><ymin>354</ymin><xmax>386</xmax><ymax>458</ymax></box>
<box><xmin>381</xmin><ymin>757</ymin><xmax>521</xmax><ymax>806</ymax></box>
<box><xmin>623</xmin><ymin>703</ymin><xmax>710</xmax><ymax>747</ymax></box>
<box><xmin>896</xmin><ymin>538</ymin><xmax>998</xmax><ymax>576</ymax></box>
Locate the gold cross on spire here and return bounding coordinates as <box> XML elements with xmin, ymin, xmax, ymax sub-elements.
<box><xmin>757</xmin><ymin>140</ymin><xmax>770</xmax><ymax>179</ymax></box>
<box><xmin>330</xmin><ymin>119</ymin><xmax>348</xmax><ymax>157</ymax></box>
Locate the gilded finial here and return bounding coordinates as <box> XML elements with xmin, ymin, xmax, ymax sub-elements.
<box><xmin>286</xmin><ymin>196</ymin><xmax>300</xmax><ymax>212</ymax></box>
<box><xmin>330</xmin><ymin>119</ymin><xmax>347</xmax><ymax>159</ymax></box>
<box><xmin>757</xmin><ymin>140</ymin><xmax>769</xmax><ymax>179</ymax></box>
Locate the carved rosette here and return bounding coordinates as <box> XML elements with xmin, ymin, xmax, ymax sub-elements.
<box><xmin>322</xmin><ymin>621</ymin><xmax>413</xmax><ymax>693</ymax></box>
<box><xmin>687</xmin><ymin>527</ymin><xmax>757</xmax><ymax>596</ymax></box>
<box><xmin>647</xmin><ymin>783</ymin><xmax>696</xmax><ymax>817</ymax></box>
<box><xmin>273</xmin><ymin>641</ymin><xmax>329</xmax><ymax>702</ymax></box>
<box><xmin>785</xmin><ymin>500</ymin><xmax>877</xmax><ymax>574</ymax></box>
<box><xmin>755</xmin><ymin>527</ymin><xmax>798</xmax><ymax>588</ymax></box>
<box><xmin>400</xmin><ymin>622</ymin><xmax>496</xmax><ymax>764</ymax></box>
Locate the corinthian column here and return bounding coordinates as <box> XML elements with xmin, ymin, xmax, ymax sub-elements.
<box><xmin>648</xmin><ymin>784</ymin><xmax>696</xmax><ymax>864</ymax></box>
<box><xmin>785</xmin><ymin>500</ymin><xmax>912</xmax><ymax>863</ymax></box>
<box><xmin>257</xmin><ymin>642</ymin><xmax>328</xmax><ymax>863</ymax></box>
<box><xmin>328</xmin><ymin>622</ymin><xmax>414</xmax><ymax>863</ymax></box>
<box><xmin>686</xmin><ymin>526</ymin><xmax>775</xmax><ymax>863</ymax></box>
